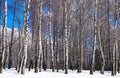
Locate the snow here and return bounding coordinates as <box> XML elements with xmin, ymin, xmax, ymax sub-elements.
<box><xmin>0</xmin><ymin>69</ymin><xmax>120</xmax><ymax>78</ymax></box>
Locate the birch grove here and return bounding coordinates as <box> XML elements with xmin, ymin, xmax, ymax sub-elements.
<box><xmin>0</xmin><ymin>0</ymin><xmax>120</xmax><ymax>76</ymax></box>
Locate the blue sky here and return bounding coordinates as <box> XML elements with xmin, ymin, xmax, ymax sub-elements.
<box><xmin>1</xmin><ymin>0</ymin><xmax>120</xmax><ymax>29</ymax></box>
<box><xmin>7</xmin><ymin>0</ymin><xmax>15</xmax><ymax>28</ymax></box>
<box><xmin>7</xmin><ymin>0</ymin><xmax>24</xmax><ymax>28</ymax></box>
<box><xmin>7</xmin><ymin>0</ymin><xmax>49</xmax><ymax>28</ymax></box>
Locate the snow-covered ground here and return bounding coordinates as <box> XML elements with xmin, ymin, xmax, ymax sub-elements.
<box><xmin>0</xmin><ymin>69</ymin><xmax>120</xmax><ymax>78</ymax></box>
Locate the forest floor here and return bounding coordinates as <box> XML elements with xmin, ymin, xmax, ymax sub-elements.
<box><xmin>0</xmin><ymin>68</ymin><xmax>120</xmax><ymax>78</ymax></box>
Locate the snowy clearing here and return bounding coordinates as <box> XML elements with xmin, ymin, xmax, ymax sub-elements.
<box><xmin>0</xmin><ymin>69</ymin><xmax>120</xmax><ymax>78</ymax></box>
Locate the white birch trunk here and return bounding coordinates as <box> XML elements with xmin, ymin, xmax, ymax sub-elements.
<box><xmin>19</xmin><ymin>0</ymin><xmax>31</xmax><ymax>74</ymax></box>
<box><xmin>112</xmin><ymin>0</ymin><xmax>119</xmax><ymax>75</ymax></box>
<box><xmin>35</xmin><ymin>0</ymin><xmax>42</xmax><ymax>73</ymax></box>
<box><xmin>49</xmin><ymin>0</ymin><xmax>55</xmax><ymax>72</ymax></box>
<box><xmin>90</xmin><ymin>0</ymin><xmax>97</xmax><ymax>75</ymax></box>
<box><xmin>63</xmin><ymin>0</ymin><xmax>68</xmax><ymax>74</ymax></box>
<box><xmin>0</xmin><ymin>0</ymin><xmax>7</xmax><ymax>73</ymax></box>
<box><xmin>98</xmin><ymin>20</ymin><xmax>105</xmax><ymax>74</ymax></box>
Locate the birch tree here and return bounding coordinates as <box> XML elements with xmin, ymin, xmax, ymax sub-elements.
<box><xmin>49</xmin><ymin>0</ymin><xmax>55</xmax><ymax>72</ymax></box>
<box><xmin>90</xmin><ymin>0</ymin><xmax>97</xmax><ymax>75</ymax></box>
<box><xmin>98</xmin><ymin>15</ymin><xmax>105</xmax><ymax>74</ymax></box>
<box><xmin>35</xmin><ymin>0</ymin><xmax>43</xmax><ymax>73</ymax></box>
<box><xmin>0</xmin><ymin>0</ymin><xmax>7</xmax><ymax>73</ymax></box>
<box><xmin>16</xmin><ymin>0</ymin><xmax>22</xmax><ymax>72</ymax></box>
<box><xmin>97</xmin><ymin>1</ymin><xmax>105</xmax><ymax>74</ymax></box>
<box><xmin>63</xmin><ymin>0</ymin><xmax>68</xmax><ymax>74</ymax></box>
<box><xmin>18</xmin><ymin>0</ymin><xmax>31</xmax><ymax>74</ymax></box>
<box><xmin>112</xmin><ymin>0</ymin><xmax>119</xmax><ymax>76</ymax></box>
